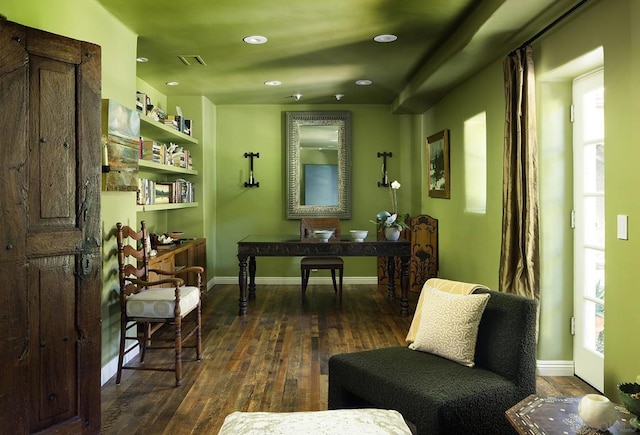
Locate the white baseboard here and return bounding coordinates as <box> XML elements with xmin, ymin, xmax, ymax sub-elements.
<box><xmin>536</xmin><ymin>360</ymin><xmax>575</xmax><ymax>376</ymax></box>
<box><xmin>213</xmin><ymin>276</ymin><xmax>379</xmax><ymax>285</ymax></box>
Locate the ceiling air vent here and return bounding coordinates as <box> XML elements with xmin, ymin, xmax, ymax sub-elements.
<box><xmin>177</xmin><ymin>55</ymin><xmax>207</xmax><ymax>66</ymax></box>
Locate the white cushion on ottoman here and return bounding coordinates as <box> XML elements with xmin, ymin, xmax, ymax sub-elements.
<box><xmin>218</xmin><ymin>408</ymin><xmax>412</xmax><ymax>434</ymax></box>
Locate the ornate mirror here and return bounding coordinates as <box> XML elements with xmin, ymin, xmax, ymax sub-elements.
<box><xmin>286</xmin><ymin>111</ymin><xmax>351</xmax><ymax>219</ymax></box>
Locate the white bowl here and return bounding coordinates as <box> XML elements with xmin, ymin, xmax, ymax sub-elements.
<box><xmin>312</xmin><ymin>230</ymin><xmax>333</xmax><ymax>242</ymax></box>
<box><xmin>349</xmin><ymin>230</ymin><xmax>368</xmax><ymax>242</ymax></box>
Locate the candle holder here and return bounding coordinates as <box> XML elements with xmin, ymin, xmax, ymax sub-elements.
<box><xmin>377</xmin><ymin>152</ymin><xmax>392</xmax><ymax>187</ymax></box>
<box><xmin>244</xmin><ymin>152</ymin><xmax>260</xmax><ymax>187</ymax></box>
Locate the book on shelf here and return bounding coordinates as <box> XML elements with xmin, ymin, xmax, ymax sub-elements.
<box><xmin>137</xmin><ymin>178</ymin><xmax>195</xmax><ymax>205</ymax></box>
<box><xmin>137</xmin><ymin>178</ymin><xmax>155</xmax><ymax>205</ymax></box>
<box><xmin>136</xmin><ymin>92</ymin><xmax>151</xmax><ymax>115</ymax></box>
<box><xmin>154</xmin><ymin>182</ymin><xmax>171</xmax><ymax>204</ymax></box>
<box><xmin>140</xmin><ymin>139</ymin><xmax>166</xmax><ymax>163</ymax></box>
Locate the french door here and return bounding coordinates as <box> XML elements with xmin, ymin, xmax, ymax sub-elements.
<box><xmin>572</xmin><ymin>68</ymin><xmax>604</xmax><ymax>392</ymax></box>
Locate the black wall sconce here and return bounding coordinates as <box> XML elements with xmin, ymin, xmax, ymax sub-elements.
<box><xmin>244</xmin><ymin>152</ymin><xmax>260</xmax><ymax>187</ymax></box>
<box><xmin>377</xmin><ymin>152</ymin><xmax>392</xmax><ymax>187</ymax></box>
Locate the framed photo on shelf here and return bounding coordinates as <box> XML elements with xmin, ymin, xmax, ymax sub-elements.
<box><xmin>426</xmin><ymin>129</ymin><xmax>450</xmax><ymax>199</ymax></box>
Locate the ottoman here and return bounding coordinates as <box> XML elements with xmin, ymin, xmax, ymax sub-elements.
<box><xmin>218</xmin><ymin>408</ymin><xmax>412</xmax><ymax>434</ymax></box>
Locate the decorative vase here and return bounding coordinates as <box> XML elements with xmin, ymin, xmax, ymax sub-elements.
<box><xmin>384</xmin><ymin>227</ymin><xmax>401</xmax><ymax>241</ymax></box>
<box><xmin>578</xmin><ymin>394</ymin><xmax>617</xmax><ymax>431</ymax></box>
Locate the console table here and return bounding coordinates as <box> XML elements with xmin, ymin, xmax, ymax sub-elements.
<box><xmin>237</xmin><ymin>235</ymin><xmax>411</xmax><ymax>316</ymax></box>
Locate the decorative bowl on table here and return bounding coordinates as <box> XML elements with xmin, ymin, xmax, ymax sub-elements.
<box><xmin>618</xmin><ymin>382</ymin><xmax>640</xmax><ymax>418</ymax></box>
<box><xmin>312</xmin><ymin>230</ymin><xmax>333</xmax><ymax>242</ymax></box>
<box><xmin>167</xmin><ymin>232</ymin><xmax>184</xmax><ymax>240</ymax></box>
<box><xmin>349</xmin><ymin>230</ymin><xmax>368</xmax><ymax>242</ymax></box>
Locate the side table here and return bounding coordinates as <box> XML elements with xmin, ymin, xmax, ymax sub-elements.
<box><xmin>506</xmin><ymin>395</ymin><xmax>636</xmax><ymax>434</ymax></box>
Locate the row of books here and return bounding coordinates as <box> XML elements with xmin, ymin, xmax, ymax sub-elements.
<box><xmin>136</xmin><ymin>91</ymin><xmax>193</xmax><ymax>136</ymax></box>
<box><xmin>140</xmin><ymin>139</ymin><xmax>193</xmax><ymax>169</ymax></box>
<box><xmin>164</xmin><ymin>115</ymin><xmax>193</xmax><ymax>137</ymax></box>
<box><xmin>137</xmin><ymin>178</ymin><xmax>195</xmax><ymax>205</ymax></box>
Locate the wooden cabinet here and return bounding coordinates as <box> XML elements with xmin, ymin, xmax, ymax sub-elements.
<box><xmin>0</xmin><ymin>20</ymin><xmax>101</xmax><ymax>433</ymax></box>
<box><xmin>377</xmin><ymin>215</ymin><xmax>439</xmax><ymax>292</ymax></box>
<box><xmin>148</xmin><ymin>239</ymin><xmax>207</xmax><ymax>289</ymax></box>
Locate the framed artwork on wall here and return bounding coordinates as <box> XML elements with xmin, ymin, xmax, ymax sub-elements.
<box><xmin>426</xmin><ymin>129</ymin><xmax>450</xmax><ymax>199</ymax></box>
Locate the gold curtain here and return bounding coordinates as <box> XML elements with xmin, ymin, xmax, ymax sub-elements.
<box><xmin>499</xmin><ymin>46</ymin><xmax>540</xmax><ymax>301</ymax></box>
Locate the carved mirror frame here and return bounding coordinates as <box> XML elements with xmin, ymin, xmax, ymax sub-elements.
<box><xmin>286</xmin><ymin>111</ymin><xmax>351</xmax><ymax>219</ymax></box>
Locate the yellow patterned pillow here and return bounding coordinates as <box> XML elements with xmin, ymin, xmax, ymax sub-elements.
<box><xmin>409</xmin><ymin>285</ymin><xmax>490</xmax><ymax>367</ymax></box>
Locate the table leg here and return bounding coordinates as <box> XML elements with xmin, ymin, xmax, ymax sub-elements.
<box><xmin>249</xmin><ymin>256</ymin><xmax>257</xmax><ymax>300</ymax></box>
<box><xmin>386</xmin><ymin>256</ymin><xmax>396</xmax><ymax>299</ymax></box>
<box><xmin>400</xmin><ymin>255</ymin><xmax>410</xmax><ymax>316</ymax></box>
<box><xmin>238</xmin><ymin>254</ymin><xmax>248</xmax><ymax>315</ymax></box>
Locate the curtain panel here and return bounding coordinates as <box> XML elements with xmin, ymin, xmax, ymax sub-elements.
<box><xmin>499</xmin><ymin>45</ymin><xmax>540</xmax><ymax>301</ymax></box>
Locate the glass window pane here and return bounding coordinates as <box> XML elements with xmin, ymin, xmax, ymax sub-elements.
<box><xmin>583</xmin><ymin>196</ymin><xmax>605</xmax><ymax>247</ymax></box>
<box><xmin>583</xmin><ymin>300</ymin><xmax>605</xmax><ymax>355</ymax></box>
<box><xmin>582</xmin><ymin>143</ymin><xmax>604</xmax><ymax>192</ymax></box>
<box><xmin>582</xmin><ymin>248</ymin><xmax>605</xmax><ymax>300</ymax></box>
<box><xmin>464</xmin><ymin>113</ymin><xmax>487</xmax><ymax>214</ymax></box>
<box><xmin>581</xmin><ymin>88</ymin><xmax>604</xmax><ymax>142</ymax></box>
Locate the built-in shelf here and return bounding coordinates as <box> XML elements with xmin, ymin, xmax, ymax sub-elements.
<box><xmin>138</xmin><ymin>159</ymin><xmax>198</xmax><ymax>175</ymax></box>
<box><xmin>139</xmin><ymin>115</ymin><xmax>198</xmax><ymax>145</ymax></box>
<box><xmin>137</xmin><ymin>202</ymin><xmax>199</xmax><ymax>212</ymax></box>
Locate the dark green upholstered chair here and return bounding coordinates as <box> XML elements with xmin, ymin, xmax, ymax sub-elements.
<box><xmin>328</xmin><ymin>289</ymin><xmax>537</xmax><ymax>435</ymax></box>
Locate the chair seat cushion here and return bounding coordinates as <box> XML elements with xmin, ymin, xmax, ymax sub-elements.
<box><xmin>126</xmin><ymin>286</ymin><xmax>200</xmax><ymax>318</ymax></box>
<box><xmin>218</xmin><ymin>409</ymin><xmax>412</xmax><ymax>435</ymax></box>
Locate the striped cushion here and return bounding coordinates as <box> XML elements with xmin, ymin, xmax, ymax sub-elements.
<box><xmin>126</xmin><ymin>286</ymin><xmax>200</xmax><ymax>318</ymax></box>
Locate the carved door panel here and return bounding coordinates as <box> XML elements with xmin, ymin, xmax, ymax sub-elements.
<box><xmin>0</xmin><ymin>20</ymin><xmax>101</xmax><ymax>433</ymax></box>
<box><xmin>0</xmin><ymin>19</ymin><xmax>29</xmax><ymax>430</ymax></box>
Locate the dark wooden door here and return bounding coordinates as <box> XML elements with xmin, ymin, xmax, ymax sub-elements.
<box><xmin>0</xmin><ymin>20</ymin><xmax>101</xmax><ymax>433</ymax></box>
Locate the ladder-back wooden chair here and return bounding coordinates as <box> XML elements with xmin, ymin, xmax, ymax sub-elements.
<box><xmin>116</xmin><ymin>221</ymin><xmax>204</xmax><ymax>387</ymax></box>
<box><xmin>300</xmin><ymin>217</ymin><xmax>344</xmax><ymax>298</ymax></box>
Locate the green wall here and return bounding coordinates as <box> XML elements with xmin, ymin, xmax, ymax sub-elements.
<box><xmin>419</xmin><ymin>0</ymin><xmax>640</xmax><ymax>395</ymax></box>
<box><xmin>419</xmin><ymin>61</ymin><xmax>505</xmax><ymax>289</ymax></box>
<box><xmin>7</xmin><ymin>0</ymin><xmax>640</xmax><ymax>397</ymax></box>
<box><xmin>214</xmin><ymin>104</ymin><xmax>418</xmax><ymax>279</ymax></box>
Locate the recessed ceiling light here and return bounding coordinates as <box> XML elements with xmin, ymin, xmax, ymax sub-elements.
<box><xmin>136</xmin><ymin>57</ymin><xmax>149</xmax><ymax>63</ymax></box>
<box><xmin>165</xmin><ymin>81</ymin><xmax>179</xmax><ymax>86</ymax></box>
<box><xmin>243</xmin><ymin>35</ymin><xmax>268</xmax><ymax>45</ymax></box>
<box><xmin>355</xmin><ymin>79</ymin><xmax>373</xmax><ymax>86</ymax></box>
<box><xmin>264</xmin><ymin>80</ymin><xmax>282</xmax><ymax>86</ymax></box>
<box><xmin>373</xmin><ymin>34</ymin><xmax>397</xmax><ymax>43</ymax></box>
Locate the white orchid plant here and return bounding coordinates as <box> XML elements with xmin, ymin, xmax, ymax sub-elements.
<box><xmin>371</xmin><ymin>180</ymin><xmax>409</xmax><ymax>231</ymax></box>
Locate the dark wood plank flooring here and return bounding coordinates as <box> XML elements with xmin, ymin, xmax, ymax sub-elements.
<box><xmin>100</xmin><ymin>283</ymin><xmax>597</xmax><ymax>434</ymax></box>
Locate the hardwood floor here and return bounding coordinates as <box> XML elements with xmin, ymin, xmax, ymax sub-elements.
<box><xmin>100</xmin><ymin>283</ymin><xmax>597</xmax><ymax>434</ymax></box>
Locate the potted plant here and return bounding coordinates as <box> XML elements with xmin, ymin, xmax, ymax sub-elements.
<box><xmin>372</xmin><ymin>180</ymin><xmax>409</xmax><ymax>240</ymax></box>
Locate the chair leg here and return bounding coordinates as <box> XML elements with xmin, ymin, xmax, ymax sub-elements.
<box><xmin>175</xmin><ymin>316</ymin><xmax>183</xmax><ymax>387</ymax></box>
<box><xmin>140</xmin><ymin>322</ymin><xmax>150</xmax><ymax>363</ymax></box>
<box><xmin>116</xmin><ymin>314</ymin><xmax>127</xmax><ymax>385</ymax></box>
<box><xmin>196</xmin><ymin>301</ymin><xmax>202</xmax><ymax>361</ymax></box>
<box><xmin>302</xmin><ymin>268</ymin><xmax>310</xmax><ymax>298</ymax></box>
<box><xmin>330</xmin><ymin>269</ymin><xmax>338</xmax><ymax>293</ymax></box>
<box><xmin>339</xmin><ymin>268</ymin><xmax>343</xmax><ymax>296</ymax></box>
